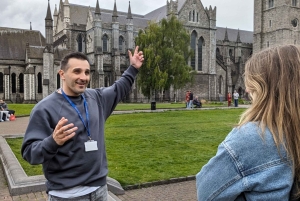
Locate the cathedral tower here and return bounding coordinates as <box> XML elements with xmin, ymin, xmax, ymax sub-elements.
<box><xmin>43</xmin><ymin>0</ymin><xmax>55</xmax><ymax>98</ymax></box>
<box><xmin>254</xmin><ymin>0</ymin><xmax>300</xmax><ymax>53</ymax></box>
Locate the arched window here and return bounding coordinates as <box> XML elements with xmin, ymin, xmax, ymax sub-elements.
<box><xmin>37</xmin><ymin>73</ymin><xmax>42</xmax><ymax>93</ymax></box>
<box><xmin>269</xmin><ymin>0</ymin><xmax>274</xmax><ymax>8</ymax></box>
<box><xmin>193</xmin><ymin>10</ymin><xmax>195</xmax><ymax>22</ymax></box>
<box><xmin>197</xmin><ymin>13</ymin><xmax>199</xmax><ymax>22</ymax></box>
<box><xmin>218</xmin><ymin>75</ymin><xmax>223</xmax><ymax>94</ymax></box>
<box><xmin>57</xmin><ymin>73</ymin><xmax>60</xmax><ymax>89</ymax></box>
<box><xmin>102</xmin><ymin>35</ymin><xmax>108</xmax><ymax>52</ymax></box>
<box><xmin>0</xmin><ymin>72</ymin><xmax>3</xmax><ymax>93</ymax></box>
<box><xmin>190</xmin><ymin>31</ymin><xmax>197</xmax><ymax>69</ymax></box>
<box><xmin>19</xmin><ymin>73</ymin><xmax>24</xmax><ymax>93</ymax></box>
<box><xmin>119</xmin><ymin>36</ymin><xmax>124</xmax><ymax>53</ymax></box>
<box><xmin>198</xmin><ymin>37</ymin><xmax>204</xmax><ymax>71</ymax></box>
<box><xmin>229</xmin><ymin>49</ymin><xmax>233</xmax><ymax>57</ymax></box>
<box><xmin>11</xmin><ymin>73</ymin><xmax>16</xmax><ymax>93</ymax></box>
<box><xmin>77</xmin><ymin>34</ymin><xmax>83</xmax><ymax>52</ymax></box>
<box><xmin>189</xmin><ymin>11</ymin><xmax>191</xmax><ymax>21</ymax></box>
<box><xmin>105</xmin><ymin>75</ymin><xmax>110</xmax><ymax>87</ymax></box>
<box><xmin>292</xmin><ymin>0</ymin><xmax>298</xmax><ymax>6</ymax></box>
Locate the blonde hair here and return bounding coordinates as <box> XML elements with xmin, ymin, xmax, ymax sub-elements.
<box><xmin>239</xmin><ymin>45</ymin><xmax>300</xmax><ymax>195</ymax></box>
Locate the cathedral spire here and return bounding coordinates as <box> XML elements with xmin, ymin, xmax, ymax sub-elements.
<box><xmin>45</xmin><ymin>0</ymin><xmax>53</xmax><ymax>20</ymax></box>
<box><xmin>112</xmin><ymin>0</ymin><xmax>118</xmax><ymax>22</ymax></box>
<box><xmin>127</xmin><ymin>1</ymin><xmax>132</xmax><ymax>19</ymax></box>
<box><xmin>30</xmin><ymin>22</ymin><xmax>32</xmax><ymax>30</ymax></box>
<box><xmin>54</xmin><ymin>4</ymin><xmax>58</xmax><ymax>16</ymax></box>
<box><xmin>95</xmin><ymin>0</ymin><xmax>101</xmax><ymax>15</ymax></box>
<box><xmin>236</xmin><ymin>29</ymin><xmax>241</xmax><ymax>43</ymax></box>
<box><xmin>224</xmin><ymin>27</ymin><xmax>229</xmax><ymax>42</ymax></box>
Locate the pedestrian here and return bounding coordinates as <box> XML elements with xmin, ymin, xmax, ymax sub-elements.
<box><xmin>227</xmin><ymin>92</ymin><xmax>231</xmax><ymax>107</ymax></box>
<box><xmin>233</xmin><ymin>90</ymin><xmax>239</xmax><ymax>107</ymax></box>
<box><xmin>196</xmin><ymin>45</ymin><xmax>300</xmax><ymax>200</ymax></box>
<box><xmin>189</xmin><ymin>90</ymin><xmax>194</xmax><ymax>109</ymax></box>
<box><xmin>21</xmin><ymin>46</ymin><xmax>144</xmax><ymax>201</ymax></box>
<box><xmin>185</xmin><ymin>90</ymin><xmax>190</xmax><ymax>108</ymax></box>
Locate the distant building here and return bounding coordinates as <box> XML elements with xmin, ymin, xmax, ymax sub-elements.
<box><xmin>0</xmin><ymin>0</ymin><xmax>254</xmax><ymax>103</ymax></box>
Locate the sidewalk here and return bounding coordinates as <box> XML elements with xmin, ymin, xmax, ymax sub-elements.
<box><xmin>0</xmin><ymin>111</ymin><xmax>199</xmax><ymax>201</ymax></box>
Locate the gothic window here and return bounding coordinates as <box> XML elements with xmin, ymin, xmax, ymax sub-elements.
<box><xmin>218</xmin><ymin>75</ymin><xmax>223</xmax><ymax>94</ymax></box>
<box><xmin>105</xmin><ymin>75</ymin><xmax>110</xmax><ymax>87</ymax></box>
<box><xmin>19</xmin><ymin>73</ymin><xmax>24</xmax><ymax>93</ymax></box>
<box><xmin>190</xmin><ymin>31</ymin><xmax>197</xmax><ymax>69</ymax></box>
<box><xmin>189</xmin><ymin>11</ymin><xmax>191</xmax><ymax>21</ymax></box>
<box><xmin>198</xmin><ymin>37</ymin><xmax>204</xmax><ymax>71</ymax></box>
<box><xmin>77</xmin><ymin>34</ymin><xmax>83</xmax><ymax>52</ymax></box>
<box><xmin>102</xmin><ymin>34</ymin><xmax>108</xmax><ymax>52</ymax></box>
<box><xmin>229</xmin><ymin>49</ymin><xmax>233</xmax><ymax>57</ymax></box>
<box><xmin>197</xmin><ymin>13</ymin><xmax>199</xmax><ymax>22</ymax></box>
<box><xmin>193</xmin><ymin>10</ymin><xmax>195</xmax><ymax>22</ymax></box>
<box><xmin>119</xmin><ymin>36</ymin><xmax>124</xmax><ymax>53</ymax></box>
<box><xmin>11</xmin><ymin>73</ymin><xmax>16</xmax><ymax>93</ymax></box>
<box><xmin>267</xmin><ymin>41</ymin><xmax>270</xmax><ymax>47</ymax></box>
<box><xmin>57</xmin><ymin>73</ymin><xmax>60</xmax><ymax>89</ymax></box>
<box><xmin>37</xmin><ymin>73</ymin><xmax>42</xmax><ymax>93</ymax></box>
<box><xmin>269</xmin><ymin>0</ymin><xmax>274</xmax><ymax>8</ymax></box>
<box><xmin>0</xmin><ymin>73</ymin><xmax>3</xmax><ymax>93</ymax></box>
<box><xmin>269</xmin><ymin>20</ymin><xmax>272</xmax><ymax>27</ymax></box>
<box><xmin>292</xmin><ymin>0</ymin><xmax>298</xmax><ymax>6</ymax></box>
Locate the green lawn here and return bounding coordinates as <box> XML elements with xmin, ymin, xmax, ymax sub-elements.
<box><xmin>9</xmin><ymin>102</ymin><xmax>226</xmax><ymax>117</ymax></box>
<box><xmin>6</xmin><ymin>108</ymin><xmax>245</xmax><ymax>186</ymax></box>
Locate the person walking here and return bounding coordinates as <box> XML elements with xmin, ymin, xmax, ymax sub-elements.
<box><xmin>227</xmin><ymin>92</ymin><xmax>232</xmax><ymax>107</ymax></box>
<box><xmin>189</xmin><ymin>90</ymin><xmax>194</xmax><ymax>109</ymax></box>
<box><xmin>233</xmin><ymin>90</ymin><xmax>239</xmax><ymax>107</ymax></box>
<box><xmin>196</xmin><ymin>45</ymin><xmax>300</xmax><ymax>200</ymax></box>
<box><xmin>21</xmin><ymin>46</ymin><xmax>144</xmax><ymax>201</ymax></box>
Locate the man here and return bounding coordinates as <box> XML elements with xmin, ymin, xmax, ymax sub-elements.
<box><xmin>233</xmin><ymin>90</ymin><xmax>239</xmax><ymax>107</ymax></box>
<box><xmin>21</xmin><ymin>46</ymin><xmax>144</xmax><ymax>201</ymax></box>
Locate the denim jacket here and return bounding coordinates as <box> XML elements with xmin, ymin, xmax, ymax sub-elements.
<box><xmin>196</xmin><ymin>122</ymin><xmax>293</xmax><ymax>201</ymax></box>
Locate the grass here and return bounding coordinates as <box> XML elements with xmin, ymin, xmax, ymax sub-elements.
<box><xmin>6</xmin><ymin>108</ymin><xmax>245</xmax><ymax>186</ymax></box>
<box><xmin>9</xmin><ymin>102</ymin><xmax>227</xmax><ymax>116</ymax></box>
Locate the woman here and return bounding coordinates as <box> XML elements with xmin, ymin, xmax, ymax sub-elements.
<box><xmin>196</xmin><ymin>45</ymin><xmax>300</xmax><ymax>200</ymax></box>
<box><xmin>227</xmin><ymin>92</ymin><xmax>231</xmax><ymax>107</ymax></box>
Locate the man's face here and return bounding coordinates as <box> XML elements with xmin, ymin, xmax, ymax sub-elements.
<box><xmin>59</xmin><ymin>58</ymin><xmax>90</xmax><ymax>96</ymax></box>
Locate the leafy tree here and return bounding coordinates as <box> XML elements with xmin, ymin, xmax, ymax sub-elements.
<box><xmin>135</xmin><ymin>15</ymin><xmax>194</xmax><ymax>99</ymax></box>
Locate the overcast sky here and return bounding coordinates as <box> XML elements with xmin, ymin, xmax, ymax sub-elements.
<box><xmin>1</xmin><ymin>0</ymin><xmax>254</xmax><ymax>36</ymax></box>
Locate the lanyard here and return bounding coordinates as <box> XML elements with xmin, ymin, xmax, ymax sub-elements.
<box><xmin>61</xmin><ymin>89</ymin><xmax>91</xmax><ymax>139</ymax></box>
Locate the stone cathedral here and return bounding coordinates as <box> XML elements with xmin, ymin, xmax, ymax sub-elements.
<box><xmin>1</xmin><ymin>0</ymin><xmax>263</xmax><ymax>103</ymax></box>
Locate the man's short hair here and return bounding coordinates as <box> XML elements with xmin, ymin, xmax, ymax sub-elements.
<box><xmin>60</xmin><ymin>52</ymin><xmax>90</xmax><ymax>71</ymax></box>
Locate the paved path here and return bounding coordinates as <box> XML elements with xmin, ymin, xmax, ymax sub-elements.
<box><xmin>0</xmin><ymin>111</ymin><xmax>199</xmax><ymax>201</ymax></box>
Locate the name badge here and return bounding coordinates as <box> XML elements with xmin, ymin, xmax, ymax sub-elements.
<box><xmin>84</xmin><ymin>140</ymin><xmax>98</xmax><ymax>152</ymax></box>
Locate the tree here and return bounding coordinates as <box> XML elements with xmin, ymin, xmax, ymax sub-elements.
<box><xmin>135</xmin><ymin>15</ymin><xmax>194</xmax><ymax>99</ymax></box>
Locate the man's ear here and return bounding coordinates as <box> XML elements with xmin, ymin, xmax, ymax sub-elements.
<box><xmin>58</xmin><ymin>69</ymin><xmax>65</xmax><ymax>80</ymax></box>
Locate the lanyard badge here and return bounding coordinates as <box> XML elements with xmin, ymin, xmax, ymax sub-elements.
<box><xmin>61</xmin><ymin>89</ymin><xmax>98</xmax><ymax>152</ymax></box>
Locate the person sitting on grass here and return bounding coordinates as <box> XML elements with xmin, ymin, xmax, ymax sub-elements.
<box><xmin>193</xmin><ymin>96</ymin><xmax>202</xmax><ymax>108</ymax></box>
<box><xmin>0</xmin><ymin>99</ymin><xmax>15</xmax><ymax>121</ymax></box>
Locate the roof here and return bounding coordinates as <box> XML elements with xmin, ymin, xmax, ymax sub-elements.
<box><xmin>28</xmin><ymin>46</ymin><xmax>44</xmax><ymax>59</ymax></box>
<box><xmin>0</xmin><ymin>27</ymin><xmax>46</xmax><ymax>60</ymax></box>
<box><xmin>216</xmin><ymin>27</ymin><xmax>253</xmax><ymax>44</ymax></box>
